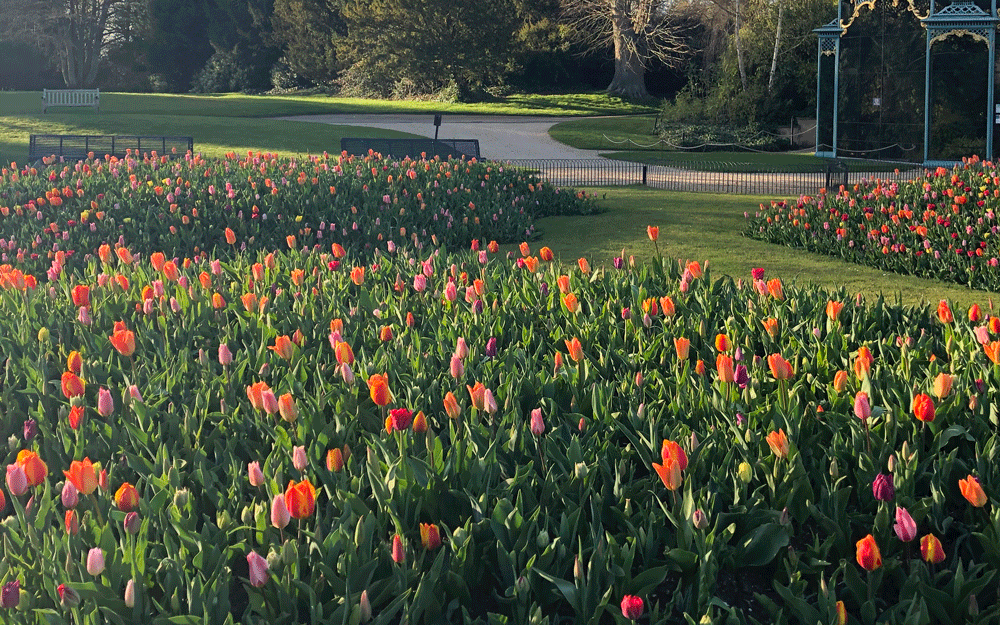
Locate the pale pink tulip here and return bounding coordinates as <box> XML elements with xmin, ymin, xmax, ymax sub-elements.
<box><xmin>247</xmin><ymin>551</ymin><xmax>269</xmax><ymax>587</ymax></box>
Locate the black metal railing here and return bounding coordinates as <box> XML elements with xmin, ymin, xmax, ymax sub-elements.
<box><xmin>29</xmin><ymin>135</ymin><xmax>194</xmax><ymax>162</ymax></box>
<box><xmin>341</xmin><ymin>138</ymin><xmax>480</xmax><ymax>160</ymax></box>
<box><xmin>503</xmin><ymin>159</ymin><xmax>926</xmax><ymax>196</ymax></box>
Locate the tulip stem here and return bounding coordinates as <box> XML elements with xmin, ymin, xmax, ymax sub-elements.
<box><xmin>89</xmin><ymin>493</ymin><xmax>105</xmax><ymax>525</ymax></box>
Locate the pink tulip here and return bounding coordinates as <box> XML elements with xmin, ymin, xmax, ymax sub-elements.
<box><xmin>219</xmin><ymin>344</ymin><xmax>233</xmax><ymax>366</ymax></box>
<box><xmin>247</xmin><ymin>551</ymin><xmax>269</xmax><ymax>587</ymax></box>
<box><xmin>6</xmin><ymin>464</ymin><xmax>28</xmax><ymax>496</ymax></box>
<box><xmin>413</xmin><ymin>274</ymin><xmax>427</xmax><ymax>292</ymax></box>
<box><xmin>854</xmin><ymin>392</ymin><xmax>871</xmax><ymax>421</ymax></box>
<box><xmin>260</xmin><ymin>389</ymin><xmax>279</xmax><ymax>415</ymax></box>
<box><xmin>61</xmin><ymin>480</ymin><xmax>79</xmax><ymax>508</ymax></box>
<box><xmin>293</xmin><ymin>446</ymin><xmax>308</xmax><ymax>471</ymax></box>
<box><xmin>247</xmin><ymin>462</ymin><xmax>264</xmax><ymax>487</ymax></box>
<box><xmin>128</xmin><ymin>385</ymin><xmax>144</xmax><ymax>403</ymax></box>
<box><xmin>271</xmin><ymin>494</ymin><xmax>290</xmax><ymax>529</ymax></box>
<box><xmin>152</xmin><ymin>280</ymin><xmax>164</xmax><ymax>298</ymax></box>
<box><xmin>87</xmin><ymin>547</ymin><xmax>105</xmax><ymax>576</ymax></box>
<box><xmin>210</xmin><ymin>259</ymin><xmax>222</xmax><ymax>275</ymax></box>
<box><xmin>124</xmin><ymin>579</ymin><xmax>136</xmax><ymax>607</ymax></box>
<box><xmin>450</xmin><ymin>355</ymin><xmax>464</xmax><ymax>379</ymax></box>
<box><xmin>483</xmin><ymin>389</ymin><xmax>498</xmax><ymax>415</ymax></box>
<box><xmin>894</xmin><ymin>506</ymin><xmax>917</xmax><ymax>542</ymax></box>
<box><xmin>341</xmin><ymin>363</ymin><xmax>355</xmax><ymax>386</ymax></box>
<box><xmin>444</xmin><ymin>281</ymin><xmax>458</xmax><ymax>302</ymax></box>
<box><xmin>530</xmin><ymin>408</ymin><xmax>545</xmax><ymax>436</ymax></box>
<box><xmin>455</xmin><ymin>337</ymin><xmax>469</xmax><ymax>359</ymax></box>
<box><xmin>98</xmin><ymin>387</ymin><xmax>114</xmax><ymax>417</ymax></box>
<box><xmin>78</xmin><ymin>306</ymin><xmax>92</xmax><ymax>326</ymax></box>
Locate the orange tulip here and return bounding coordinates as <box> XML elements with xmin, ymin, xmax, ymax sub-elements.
<box><xmin>577</xmin><ymin>257</ymin><xmax>591</xmax><ymax>274</ymax></box>
<box><xmin>270</xmin><ymin>335</ymin><xmax>295</xmax><ymax>360</ymax></box>
<box><xmin>854</xmin><ymin>346</ymin><xmax>874</xmax><ymax>379</ymax></box>
<box><xmin>162</xmin><ymin>261</ymin><xmax>179</xmax><ymax>282</ymax></box>
<box><xmin>246</xmin><ymin>381</ymin><xmax>270</xmax><ymax>411</ymax></box>
<box><xmin>652</xmin><ymin>458</ymin><xmax>682</xmax><ymax>490</ymax></box>
<box><xmin>766</xmin><ymin>429</ymin><xmax>789</xmax><ymax>458</ymax></box>
<box><xmin>932</xmin><ymin>373</ymin><xmax>953</xmax><ymax>399</ymax></box>
<box><xmin>212</xmin><ymin>293</ymin><xmax>225</xmax><ymax>309</ymax></box>
<box><xmin>61</xmin><ymin>371</ymin><xmax>85</xmax><ymax>398</ymax></box>
<box><xmin>116</xmin><ymin>247</ymin><xmax>133</xmax><ymax>265</ymax></box>
<box><xmin>695</xmin><ymin>360</ymin><xmax>706</xmax><ymax>376</ymax></box>
<box><xmin>969</xmin><ymin>303</ymin><xmax>982</xmax><ymax>322</ymax></box>
<box><xmin>115</xmin><ymin>482</ymin><xmax>139</xmax><ymax>512</ymax></box>
<box><xmin>241</xmin><ymin>292</ymin><xmax>257</xmax><ymax>312</ymax></box>
<box><xmin>67</xmin><ymin>351</ymin><xmax>82</xmax><ymax>375</ymax></box>
<box><xmin>150</xmin><ymin>252</ymin><xmax>165</xmax><ymax>272</ymax></box>
<box><xmin>562</xmin><ymin>293</ymin><xmax>580</xmax><ymax>314</ymax></box>
<box><xmin>65</xmin><ymin>509</ymin><xmax>80</xmax><ymax>535</ymax></box>
<box><xmin>716</xmin><ymin>354</ymin><xmax>735</xmax><ymax>383</ymax></box>
<box><xmin>368</xmin><ymin>373</ymin><xmax>391</xmax><ymax>406</ymax></box>
<box><xmin>565</xmin><ymin>337</ymin><xmax>584</xmax><ymax>363</ymax></box>
<box><xmin>110</xmin><ymin>327</ymin><xmax>136</xmax><ymax>357</ymax></box>
<box><xmin>959</xmin><ymin>475</ymin><xmax>987</xmax><ymax>507</ymax></box>
<box><xmin>286</xmin><ymin>235</ymin><xmax>297</xmax><ymax>249</ymax></box>
<box><xmin>674</xmin><ymin>337</ymin><xmax>690</xmax><ymax>360</ymax></box>
<box><xmin>833</xmin><ymin>370</ymin><xmax>848</xmax><ymax>393</ymax></box>
<box><xmin>335</xmin><ymin>342</ymin><xmax>354</xmax><ymax>365</ymax></box>
<box><xmin>856</xmin><ymin>534</ymin><xmax>882</xmax><ymax>570</ymax></box>
<box><xmin>467</xmin><ymin>381</ymin><xmax>486</xmax><ymax>411</ymax></box>
<box><xmin>912</xmin><ymin>393</ymin><xmax>935</xmax><ymax>423</ymax></box>
<box><xmin>766</xmin><ymin>278</ymin><xmax>783</xmax><ymax>300</ymax></box>
<box><xmin>714</xmin><ymin>334</ymin><xmax>729</xmax><ymax>352</ymax></box>
<box><xmin>985</xmin><ymin>341</ymin><xmax>1000</xmax><ymax>365</ymax></box>
<box><xmin>327</xmin><ymin>448</ymin><xmax>345</xmax><ymax>472</ymax></box>
<box><xmin>937</xmin><ymin>300</ymin><xmax>954</xmax><ymax>324</ymax></box>
<box><xmin>539</xmin><ymin>246</ymin><xmax>554</xmax><ymax>261</ymax></box>
<box><xmin>379</xmin><ymin>325</ymin><xmax>393</xmax><ymax>342</ymax></box>
<box><xmin>826</xmin><ymin>300</ymin><xmax>844</xmax><ymax>321</ymax></box>
<box><xmin>660</xmin><ymin>439</ymin><xmax>688</xmax><ymax>471</ymax></box>
<box><xmin>420</xmin><ymin>522</ymin><xmax>442</xmax><ymax>549</ymax></box>
<box><xmin>225</xmin><ymin>227</ymin><xmax>236</xmax><ymax>245</ymax></box>
<box><xmin>285</xmin><ymin>479</ymin><xmax>317</xmax><ymax>518</ymax></box>
<box><xmin>290</xmin><ymin>269</ymin><xmax>305</xmax><ymax>287</ymax></box>
<box><xmin>646</xmin><ymin>225</ymin><xmax>659</xmax><ymax>241</ymax></box>
<box><xmin>98</xmin><ymin>244</ymin><xmax>111</xmax><ymax>264</ymax></box>
<box><xmin>443</xmin><ymin>391</ymin><xmax>461</xmax><ymax>420</ymax></box>
<box><xmin>71</xmin><ymin>284</ymin><xmax>90</xmax><ymax>307</ymax></box>
<box><xmin>68</xmin><ymin>405</ymin><xmax>85</xmax><ymax>430</ymax></box>
<box><xmin>686</xmin><ymin>261</ymin><xmax>702</xmax><ymax>279</ymax></box>
<box><xmin>836</xmin><ymin>601</ymin><xmax>847</xmax><ymax>625</ymax></box>
<box><xmin>350</xmin><ymin>266</ymin><xmax>365</xmax><ymax>286</ymax></box>
<box><xmin>63</xmin><ymin>458</ymin><xmax>98</xmax><ymax>495</ymax></box>
<box><xmin>762</xmin><ymin>318</ymin><xmax>778</xmax><ymax>339</ymax></box>
<box><xmin>767</xmin><ymin>354</ymin><xmax>793</xmax><ymax>380</ymax></box>
<box><xmin>557</xmin><ymin>275</ymin><xmax>571</xmax><ymax>294</ymax></box>
<box><xmin>660</xmin><ymin>296</ymin><xmax>675</xmax><ymax>317</ymax></box>
<box><xmin>519</xmin><ymin>242</ymin><xmax>531</xmax><ymax>257</ymax></box>
<box><xmin>16</xmin><ymin>450</ymin><xmax>47</xmax><ymax>486</ymax></box>
<box><xmin>920</xmin><ymin>534</ymin><xmax>945</xmax><ymax>564</ymax></box>
<box><xmin>278</xmin><ymin>393</ymin><xmax>298</xmax><ymax>422</ymax></box>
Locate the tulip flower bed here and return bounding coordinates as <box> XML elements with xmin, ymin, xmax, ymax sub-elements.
<box><xmin>1</xmin><ymin>156</ymin><xmax>1000</xmax><ymax>625</ymax></box>
<box><xmin>744</xmin><ymin>155</ymin><xmax>1000</xmax><ymax>292</ymax></box>
<box><xmin>0</xmin><ymin>151</ymin><xmax>597</xmax><ymax>279</ymax></box>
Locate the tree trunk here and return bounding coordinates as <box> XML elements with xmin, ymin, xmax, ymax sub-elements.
<box><xmin>767</xmin><ymin>0</ymin><xmax>784</xmax><ymax>95</ymax></box>
<box><xmin>735</xmin><ymin>0</ymin><xmax>747</xmax><ymax>92</ymax></box>
<box><xmin>606</xmin><ymin>5</ymin><xmax>649</xmax><ymax>100</ymax></box>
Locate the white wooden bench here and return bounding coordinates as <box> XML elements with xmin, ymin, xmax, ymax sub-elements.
<box><xmin>42</xmin><ymin>89</ymin><xmax>100</xmax><ymax>113</ymax></box>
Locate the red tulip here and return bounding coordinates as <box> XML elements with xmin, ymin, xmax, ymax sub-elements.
<box><xmin>856</xmin><ymin>534</ymin><xmax>882</xmax><ymax>570</ymax></box>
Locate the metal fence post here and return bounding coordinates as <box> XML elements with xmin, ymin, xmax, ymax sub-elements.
<box><xmin>642</xmin><ymin>165</ymin><xmax>647</xmax><ymax>186</ymax></box>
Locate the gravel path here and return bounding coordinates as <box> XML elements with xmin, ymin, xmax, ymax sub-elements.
<box><xmin>274</xmin><ymin>114</ymin><xmax>605</xmax><ymax>160</ymax></box>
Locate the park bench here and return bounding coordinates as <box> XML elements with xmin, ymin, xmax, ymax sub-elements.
<box><xmin>340</xmin><ymin>138</ymin><xmax>480</xmax><ymax>160</ymax></box>
<box><xmin>42</xmin><ymin>89</ymin><xmax>100</xmax><ymax>113</ymax></box>
<box><xmin>28</xmin><ymin>135</ymin><xmax>194</xmax><ymax>163</ymax></box>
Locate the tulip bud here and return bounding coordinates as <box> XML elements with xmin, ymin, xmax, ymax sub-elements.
<box><xmin>98</xmin><ymin>469</ymin><xmax>108</xmax><ymax>491</ymax></box>
<box><xmin>123</xmin><ymin>511</ymin><xmax>140</xmax><ymax>535</ymax></box>
<box><xmin>779</xmin><ymin>507</ymin><xmax>790</xmax><ymax>526</ymax></box>
<box><xmin>893</xmin><ymin>506</ymin><xmax>916</xmax><ymax>542</ymax></box>
<box><xmin>692</xmin><ymin>509</ymin><xmax>709</xmax><ymax>529</ymax></box>
<box><xmin>292</xmin><ymin>446</ymin><xmax>308</xmax><ymax>471</ymax></box>
<box><xmin>86</xmin><ymin>548</ymin><xmax>105</xmax><ymax>576</ymax></box>
<box><xmin>887</xmin><ymin>454</ymin><xmax>895</xmax><ymax>473</ymax></box>
<box><xmin>124</xmin><ymin>579</ymin><xmax>136</xmax><ymax>608</ymax></box>
<box><xmin>37</xmin><ymin>327</ymin><xmax>49</xmax><ymax>343</ymax></box>
<box><xmin>341</xmin><ymin>363</ymin><xmax>355</xmax><ymax>386</ymax></box>
<box><xmin>873</xmin><ymin>473</ymin><xmax>895</xmax><ymax>502</ymax></box>
<box><xmin>359</xmin><ymin>590</ymin><xmax>372</xmax><ymax>623</ymax></box>
<box><xmin>61</xmin><ymin>481</ymin><xmax>79</xmax><ymax>508</ymax></box>
<box><xmin>97</xmin><ymin>387</ymin><xmax>114</xmax><ymax>417</ymax></box>
<box><xmin>1</xmin><ymin>580</ymin><xmax>19</xmax><ymax>609</ymax></box>
<box><xmin>449</xmin><ymin>355</ymin><xmax>464</xmax><ymax>379</ymax></box>
<box><xmin>218</xmin><ymin>343</ymin><xmax>233</xmax><ymax>365</ymax></box>
<box><xmin>326</xmin><ymin>448</ymin><xmax>344</xmax><ymax>473</ymax></box>
<box><xmin>573</xmin><ymin>555</ymin><xmax>584</xmax><ymax>580</ymax></box>
<box><xmin>58</xmin><ymin>583</ymin><xmax>81</xmax><ymax>609</ymax></box>
<box><xmin>248</xmin><ymin>461</ymin><xmax>265</xmax><ymax>487</ymax></box>
<box><xmin>391</xmin><ymin>534</ymin><xmax>405</xmax><ymax>564</ymax></box>
<box><xmin>22</xmin><ymin>420</ymin><xmax>37</xmax><ymax>443</ymax></box>
<box><xmin>247</xmin><ymin>551</ymin><xmax>269</xmax><ymax>588</ymax></box>
<box><xmin>6</xmin><ymin>465</ymin><xmax>27</xmax><ymax>496</ymax></box>
<box><xmin>485</xmin><ymin>337</ymin><xmax>497</xmax><ymax>357</ymax></box>
<box><xmin>738</xmin><ymin>462</ymin><xmax>752</xmax><ymax>483</ymax></box>
<box><xmin>65</xmin><ymin>510</ymin><xmax>79</xmax><ymax>535</ymax></box>
<box><xmin>530</xmin><ymin>408</ymin><xmax>544</xmax><ymax>436</ymax></box>
<box><xmin>271</xmin><ymin>494</ymin><xmax>290</xmax><ymax>529</ymax></box>
<box><xmin>173</xmin><ymin>488</ymin><xmax>189</xmax><ymax>508</ymax></box>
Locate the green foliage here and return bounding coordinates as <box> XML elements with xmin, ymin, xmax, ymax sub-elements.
<box><xmin>270</xmin><ymin>0</ymin><xmax>345</xmax><ymax>86</ymax></box>
<box><xmin>337</xmin><ymin>0</ymin><xmax>520</xmax><ymax>99</ymax></box>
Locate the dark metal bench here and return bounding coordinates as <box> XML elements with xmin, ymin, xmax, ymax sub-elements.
<box><xmin>28</xmin><ymin>135</ymin><xmax>194</xmax><ymax>162</ymax></box>
<box><xmin>340</xmin><ymin>138</ymin><xmax>480</xmax><ymax>160</ymax></box>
